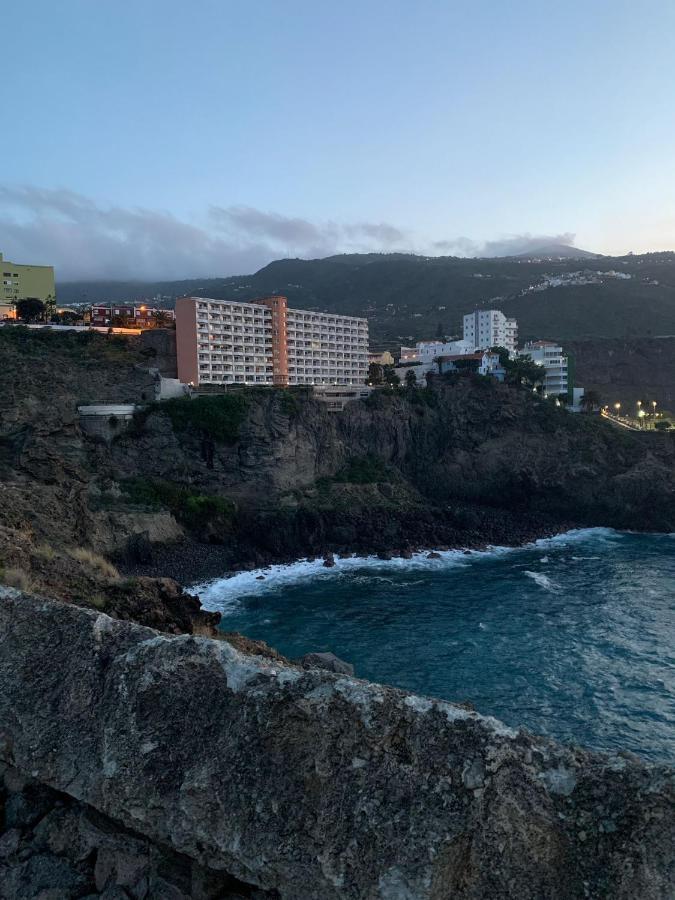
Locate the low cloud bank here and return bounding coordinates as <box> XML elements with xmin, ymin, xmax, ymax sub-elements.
<box><xmin>0</xmin><ymin>185</ymin><xmax>578</xmax><ymax>280</ymax></box>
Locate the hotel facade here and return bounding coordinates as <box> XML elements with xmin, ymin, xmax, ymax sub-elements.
<box><xmin>175</xmin><ymin>295</ymin><xmax>369</xmax><ymax>387</ymax></box>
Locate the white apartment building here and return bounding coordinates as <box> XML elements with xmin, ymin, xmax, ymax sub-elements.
<box><xmin>520</xmin><ymin>341</ymin><xmax>569</xmax><ymax>398</ymax></box>
<box><xmin>399</xmin><ymin>339</ymin><xmax>474</xmax><ymax>365</ymax></box>
<box><xmin>463</xmin><ymin>310</ymin><xmax>518</xmax><ymax>352</ymax></box>
<box><xmin>175</xmin><ymin>295</ymin><xmax>369</xmax><ymax>387</ymax></box>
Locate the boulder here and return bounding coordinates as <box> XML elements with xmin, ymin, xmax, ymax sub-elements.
<box><xmin>0</xmin><ymin>592</ymin><xmax>673</xmax><ymax>900</ymax></box>
<box><xmin>296</xmin><ymin>652</ymin><xmax>355</xmax><ymax>676</ymax></box>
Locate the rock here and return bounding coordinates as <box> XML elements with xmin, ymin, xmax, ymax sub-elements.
<box><xmin>124</xmin><ymin>531</ymin><xmax>153</xmax><ymax>565</ymax></box>
<box><xmin>0</xmin><ymin>828</ymin><xmax>21</xmax><ymax>858</ymax></box>
<box><xmin>297</xmin><ymin>652</ymin><xmax>355</xmax><ymax>676</ymax></box>
<box><xmin>0</xmin><ymin>593</ymin><xmax>673</xmax><ymax>900</ymax></box>
<box><xmin>377</xmin><ymin>550</ymin><xmax>393</xmax><ymax>560</ymax></box>
<box><xmin>399</xmin><ymin>549</ymin><xmax>413</xmax><ymax>559</ymax></box>
<box><xmin>426</xmin><ymin>551</ymin><xmax>441</xmax><ymax>559</ymax></box>
<box><xmin>322</xmin><ymin>554</ymin><xmax>335</xmax><ymax>568</ymax></box>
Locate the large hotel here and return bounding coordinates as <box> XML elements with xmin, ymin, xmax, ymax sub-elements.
<box><xmin>176</xmin><ymin>295</ymin><xmax>369</xmax><ymax>387</ymax></box>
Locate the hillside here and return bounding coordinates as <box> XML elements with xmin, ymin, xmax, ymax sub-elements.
<box><xmin>2</xmin><ymin>327</ymin><xmax>675</xmax><ymax>593</ymax></box>
<box><xmin>56</xmin><ymin>251</ymin><xmax>675</xmax><ymax>347</ymax></box>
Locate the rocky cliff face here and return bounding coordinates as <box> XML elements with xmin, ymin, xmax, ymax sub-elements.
<box><xmin>3</xmin><ymin>326</ymin><xmax>675</xmax><ymax>594</ymax></box>
<box><xmin>1</xmin><ymin>591</ymin><xmax>673</xmax><ymax>900</ymax></box>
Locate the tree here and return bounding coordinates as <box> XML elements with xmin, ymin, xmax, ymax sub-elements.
<box><xmin>15</xmin><ymin>298</ymin><xmax>46</xmax><ymax>322</ymax></box>
<box><xmin>655</xmin><ymin>420</ymin><xmax>671</xmax><ymax>431</ymax></box>
<box><xmin>404</xmin><ymin>369</ymin><xmax>418</xmax><ymax>388</ymax></box>
<box><xmin>490</xmin><ymin>345</ymin><xmax>511</xmax><ymax>367</ymax></box>
<box><xmin>503</xmin><ymin>356</ymin><xmax>544</xmax><ymax>389</ymax></box>
<box><xmin>367</xmin><ymin>362</ymin><xmax>384</xmax><ymax>385</ymax></box>
<box><xmin>152</xmin><ymin>310</ymin><xmax>174</xmax><ymax>328</ymax></box>
<box><xmin>383</xmin><ymin>365</ymin><xmax>400</xmax><ymax>387</ymax></box>
<box><xmin>52</xmin><ymin>310</ymin><xmax>80</xmax><ymax>325</ymax></box>
<box><xmin>580</xmin><ymin>389</ymin><xmax>602</xmax><ymax>412</ymax></box>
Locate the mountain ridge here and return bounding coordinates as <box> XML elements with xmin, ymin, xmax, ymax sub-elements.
<box><xmin>56</xmin><ymin>250</ymin><xmax>675</xmax><ymax>345</ymax></box>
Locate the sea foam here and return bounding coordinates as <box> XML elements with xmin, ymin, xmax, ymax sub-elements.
<box><xmin>192</xmin><ymin>528</ymin><xmax>612</xmax><ymax>615</ymax></box>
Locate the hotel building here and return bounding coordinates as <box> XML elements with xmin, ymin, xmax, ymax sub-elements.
<box><xmin>175</xmin><ymin>295</ymin><xmax>369</xmax><ymax>387</ymax></box>
<box><xmin>463</xmin><ymin>309</ymin><xmax>518</xmax><ymax>353</ymax></box>
<box><xmin>520</xmin><ymin>340</ymin><xmax>570</xmax><ymax>399</ymax></box>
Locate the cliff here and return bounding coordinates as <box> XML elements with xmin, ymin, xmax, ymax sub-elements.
<box><xmin>3</xmin><ymin>326</ymin><xmax>675</xmax><ymax>600</ymax></box>
<box><xmin>1</xmin><ymin>590</ymin><xmax>673</xmax><ymax>899</ymax></box>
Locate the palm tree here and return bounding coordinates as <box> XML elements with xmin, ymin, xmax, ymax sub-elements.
<box><xmin>580</xmin><ymin>389</ymin><xmax>602</xmax><ymax>412</ymax></box>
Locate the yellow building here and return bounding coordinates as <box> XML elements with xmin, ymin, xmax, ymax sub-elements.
<box><xmin>1</xmin><ymin>252</ymin><xmax>55</xmax><ymax>314</ymax></box>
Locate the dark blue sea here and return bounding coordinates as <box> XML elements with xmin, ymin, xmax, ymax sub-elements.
<box><xmin>195</xmin><ymin>529</ymin><xmax>675</xmax><ymax>763</ymax></box>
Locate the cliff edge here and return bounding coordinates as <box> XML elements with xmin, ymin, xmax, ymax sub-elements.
<box><xmin>1</xmin><ymin>590</ymin><xmax>673</xmax><ymax>899</ymax></box>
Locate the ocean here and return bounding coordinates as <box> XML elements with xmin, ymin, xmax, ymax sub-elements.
<box><xmin>194</xmin><ymin>528</ymin><xmax>675</xmax><ymax>763</ymax></box>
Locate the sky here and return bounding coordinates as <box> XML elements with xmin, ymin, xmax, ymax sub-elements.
<box><xmin>3</xmin><ymin>0</ymin><xmax>675</xmax><ymax>280</ymax></box>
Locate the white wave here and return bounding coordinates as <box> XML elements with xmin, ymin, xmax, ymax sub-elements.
<box><xmin>524</xmin><ymin>570</ymin><xmax>558</xmax><ymax>591</ymax></box>
<box><xmin>192</xmin><ymin>527</ymin><xmax>618</xmax><ymax>616</ymax></box>
<box><xmin>539</xmin><ymin>556</ymin><xmax>549</xmax><ymax>563</ymax></box>
<box><xmin>193</xmin><ymin>549</ymin><xmax>472</xmax><ymax>614</ymax></box>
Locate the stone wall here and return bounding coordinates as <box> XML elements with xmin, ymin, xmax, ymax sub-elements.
<box><xmin>0</xmin><ymin>591</ymin><xmax>673</xmax><ymax>899</ymax></box>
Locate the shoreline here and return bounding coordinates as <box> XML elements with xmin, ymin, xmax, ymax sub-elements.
<box><xmin>123</xmin><ymin>519</ymin><xmax>577</xmax><ymax>591</ymax></box>
<box><xmin>190</xmin><ymin>526</ymin><xmax>620</xmax><ymax>613</ymax></box>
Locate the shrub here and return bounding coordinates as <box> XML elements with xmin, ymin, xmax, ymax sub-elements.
<box><xmin>33</xmin><ymin>542</ymin><xmax>56</xmax><ymax>561</ymax></box>
<box><xmin>121</xmin><ymin>478</ymin><xmax>235</xmax><ymax>529</ymax></box>
<box><xmin>158</xmin><ymin>395</ymin><xmax>249</xmax><ymax>443</ymax></box>
<box><xmin>333</xmin><ymin>454</ymin><xmax>393</xmax><ymax>484</ymax></box>
<box><xmin>67</xmin><ymin>547</ymin><xmax>120</xmax><ymax>580</ymax></box>
<box><xmin>0</xmin><ymin>567</ymin><xmax>34</xmax><ymax>592</ymax></box>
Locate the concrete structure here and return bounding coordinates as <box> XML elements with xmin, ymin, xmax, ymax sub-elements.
<box><xmin>463</xmin><ymin>310</ymin><xmax>518</xmax><ymax>352</ymax></box>
<box><xmin>90</xmin><ymin>305</ymin><xmax>175</xmax><ymax>328</ymax></box>
<box><xmin>399</xmin><ymin>339</ymin><xmax>473</xmax><ymax>365</ymax></box>
<box><xmin>520</xmin><ymin>341</ymin><xmax>570</xmax><ymax>399</ymax></box>
<box><xmin>312</xmin><ymin>384</ymin><xmax>373</xmax><ymax>411</ymax></box>
<box><xmin>396</xmin><ymin>339</ymin><xmax>474</xmax><ymax>385</ymax></box>
<box><xmin>368</xmin><ymin>350</ymin><xmax>395</xmax><ymax>366</ymax></box>
<box><xmin>176</xmin><ymin>296</ymin><xmax>368</xmax><ymax>387</ymax></box>
<box><xmin>438</xmin><ymin>351</ymin><xmax>506</xmax><ymax>380</ymax></box>
<box><xmin>0</xmin><ymin>252</ymin><xmax>55</xmax><ymax>311</ymax></box>
<box><xmin>77</xmin><ymin>404</ymin><xmax>137</xmax><ymax>443</ymax></box>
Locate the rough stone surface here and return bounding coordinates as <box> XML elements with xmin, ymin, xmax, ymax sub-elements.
<box><xmin>1</xmin><ymin>592</ymin><xmax>673</xmax><ymax>899</ymax></box>
<box><xmin>297</xmin><ymin>651</ymin><xmax>355</xmax><ymax>676</ymax></box>
<box><xmin>0</xmin><ymin>764</ymin><xmax>272</xmax><ymax>899</ymax></box>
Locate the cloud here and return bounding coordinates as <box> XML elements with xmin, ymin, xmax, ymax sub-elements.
<box><xmin>0</xmin><ymin>187</ymin><xmax>410</xmax><ymax>281</ymax></box>
<box><xmin>432</xmin><ymin>232</ymin><xmax>578</xmax><ymax>258</ymax></box>
<box><xmin>0</xmin><ymin>185</ymin><xmax>578</xmax><ymax>280</ymax></box>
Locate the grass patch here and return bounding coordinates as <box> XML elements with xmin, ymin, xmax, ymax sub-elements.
<box><xmin>157</xmin><ymin>395</ymin><xmax>249</xmax><ymax>443</ymax></box>
<box><xmin>67</xmin><ymin>547</ymin><xmax>120</xmax><ymax>580</ymax></box>
<box><xmin>330</xmin><ymin>454</ymin><xmax>394</xmax><ymax>485</ymax></box>
<box><xmin>121</xmin><ymin>477</ymin><xmax>235</xmax><ymax>529</ymax></box>
<box><xmin>278</xmin><ymin>390</ymin><xmax>301</xmax><ymax>417</ymax></box>
<box><xmin>33</xmin><ymin>542</ymin><xmax>56</xmax><ymax>561</ymax></box>
<box><xmin>0</xmin><ymin>567</ymin><xmax>34</xmax><ymax>592</ymax></box>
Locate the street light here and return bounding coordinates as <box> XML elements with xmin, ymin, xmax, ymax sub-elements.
<box><xmin>614</xmin><ymin>402</ymin><xmax>621</xmax><ymax>416</ymax></box>
<box><xmin>638</xmin><ymin>409</ymin><xmax>646</xmax><ymax>429</ymax></box>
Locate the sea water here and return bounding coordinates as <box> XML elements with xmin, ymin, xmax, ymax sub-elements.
<box><xmin>194</xmin><ymin>528</ymin><xmax>675</xmax><ymax>763</ymax></box>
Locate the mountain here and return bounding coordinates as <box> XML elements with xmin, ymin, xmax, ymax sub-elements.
<box><xmin>512</xmin><ymin>242</ymin><xmax>600</xmax><ymax>259</ymax></box>
<box><xmin>56</xmin><ymin>251</ymin><xmax>675</xmax><ymax>348</ymax></box>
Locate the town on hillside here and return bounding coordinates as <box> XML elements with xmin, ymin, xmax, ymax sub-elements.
<box><xmin>1</xmin><ymin>250</ymin><xmax>669</xmax><ymax>427</ymax></box>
